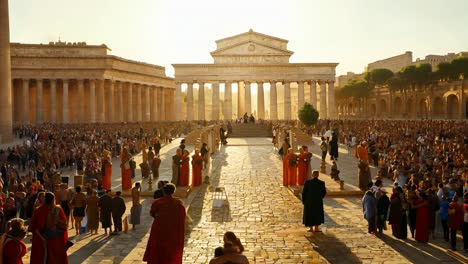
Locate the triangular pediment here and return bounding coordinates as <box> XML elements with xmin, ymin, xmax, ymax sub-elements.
<box><xmin>211</xmin><ymin>40</ymin><xmax>293</xmax><ymax>56</ymax></box>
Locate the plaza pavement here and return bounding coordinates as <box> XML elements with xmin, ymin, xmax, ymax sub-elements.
<box><xmin>20</xmin><ymin>137</ymin><xmax>467</xmax><ymax>263</ymax></box>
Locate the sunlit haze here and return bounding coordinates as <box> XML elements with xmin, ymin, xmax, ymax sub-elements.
<box><xmin>9</xmin><ymin>0</ymin><xmax>468</xmax><ymax>77</ymax></box>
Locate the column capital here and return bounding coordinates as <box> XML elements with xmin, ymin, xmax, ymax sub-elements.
<box><xmin>245</xmin><ymin>81</ymin><xmax>251</xmax><ymax>85</ymax></box>
<box><xmin>327</xmin><ymin>80</ymin><xmax>335</xmax><ymax>84</ymax></box>
<box><xmin>269</xmin><ymin>80</ymin><xmax>277</xmax><ymax>84</ymax></box>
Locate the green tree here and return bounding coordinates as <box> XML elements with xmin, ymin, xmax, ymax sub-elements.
<box><xmin>298</xmin><ymin>102</ymin><xmax>319</xmax><ymax>126</ymax></box>
<box><xmin>364</xmin><ymin>68</ymin><xmax>394</xmax><ymax>89</ymax></box>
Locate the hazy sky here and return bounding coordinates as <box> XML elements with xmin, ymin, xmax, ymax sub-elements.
<box><xmin>9</xmin><ymin>0</ymin><xmax>468</xmax><ymax>77</ymax></box>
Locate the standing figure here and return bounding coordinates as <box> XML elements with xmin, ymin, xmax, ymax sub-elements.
<box><xmin>388</xmin><ymin>186</ymin><xmax>408</xmax><ymax>239</ymax></box>
<box><xmin>362</xmin><ymin>190</ymin><xmax>377</xmax><ymax>234</ymax></box>
<box><xmin>329</xmin><ymin>132</ymin><xmax>339</xmax><ymax>161</ymax></box>
<box><xmin>143</xmin><ymin>184</ymin><xmax>185</xmax><ymax>264</ymax></box>
<box><xmin>131</xmin><ymin>183</ymin><xmax>142</xmax><ymax>231</ymax></box>
<box><xmin>71</xmin><ymin>186</ymin><xmax>86</xmax><ymax>235</ymax></box>
<box><xmin>111</xmin><ymin>191</ymin><xmax>126</xmax><ymax>234</ymax></box>
<box><xmin>171</xmin><ymin>149</ymin><xmax>183</xmax><ymax>185</ymax></box>
<box><xmin>2</xmin><ymin>218</ymin><xmax>28</xmax><ymax>264</ymax></box>
<box><xmin>284</xmin><ymin>148</ymin><xmax>298</xmax><ymax>186</ymax></box>
<box><xmin>98</xmin><ymin>190</ymin><xmax>113</xmax><ymax>235</ymax></box>
<box><xmin>413</xmin><ymin>192</ymin><xmax>429</xmax><ymax>243</ymax></box>
<box><xmin>178</xmin><ymin>150</ymin><xmax>190</xmax><ymax>186</ymax></box>
<box><xmin>192</xmin><ymin>149</ymin><xmax>204</xmax><ymax>187</ymax></box>
<box><xmin>86</xmin><ymin>190</ymin><xmax>100</xmax><ymax>235</ymax></box>
<box><xmin>152</xmin><ymin>155</ymin><xmax>162</xmax><ymax>180</ymax></box>
<box><xmin>297</xmin><ymin>147</ymin><xmax>309</xmax><ymax>186</ymax></box>
<box><xmin>356</xmin><ymin>141</ymin><xmax>371</xmax><ymax>191</ymax></box>
<box><xmin>101</xmin><ymin>150</ymin><xmax>112</xmax><ymax>191</ymax></box>
<box><xmin>302</xmin><ymin>170</ymin><xmax>326</xmax><ymax>232</ymax></box>
<box><xmin>120</xmin><ymin>148</ymin><xmax>132</xmax><ymax>190</ymax></box>
<box><xmin>29</xmin><ymin>192</ymin><xmax>69</xmax><ymax>264</ymax></box>
<box><xmin>320</xmin><ymin>137</ymin><xmax>328</xmax><ymax>161</ymax></box>
<box><xmin>200</xmin><ymin>143</ymin><xmax>209</xmax><ymax>169</ymax></box>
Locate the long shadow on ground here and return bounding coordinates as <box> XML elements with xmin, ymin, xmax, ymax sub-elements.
<box><xmin>306</xmin><ymin>232</ymin><xmax>362</xmax><ymax>264</ymax></box>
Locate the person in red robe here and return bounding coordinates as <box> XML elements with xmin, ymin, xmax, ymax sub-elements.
<box><xmin>284</xmin><ymin>148</ymin><xmax>298</xmax><ymax>186</ymax></box>
<box><xmin>413</xmin><ymin>192</ymin><xmax>429</xmax><ymax>243</ymax></box>
<box><xmin>192</xmin><ymin>149</ymin><xmax>204</xmax><ymax>187</ymax></box>
<box><xmin>101</xmin><ymin>150</ymin><xmax>112</xmax><ymax>190</ymax></box>
<box><xmin>297</xmin><ymin>147</ymin><xmax>308</xmax><ymax>186</ymax></box>
<box><xmin>282</xmin><ymin>151</ymin><xmax>289</xmax><ymax>186</ymax></box>
<box><xmin>29</xmin><ymin>192</ymin><xmax>69</xmax><ymax>264</ymax></box>
<box><xmin>178</xmin><ymin>150</ymin><xmax>190</xmax><ymax>186</ymax></box>
<box><xmin>120</xmin><ymin>148</ymin><xmax>132</xmax><ymax>190</ymax></box>
<box><xmin>1</xmin><ymin>218</ymin><xmax>27</xmax><ymax>264</ymax></box>
<box><xmin>143</xmin><ymin>183</ymin><xmax>186</xmax><ymax>264</ymax></box>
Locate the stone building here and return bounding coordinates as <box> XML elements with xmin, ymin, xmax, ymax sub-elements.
<box><xmin>10</xmin><ymin>41</ymin><xmax>175</xmax><ymax>124</ymax></box>
<box><xmin>367</xmin><ymin>51</ymin><xmax>413</xmax><ymax>72</ymax></box>
<box><xmin>173</xmin><ymin>30</ymin><xmax>338</xmax><ymax>121</ymax></box>
<box><xmin>336</xmin><ymin>80</ymin><xmax>467</xmax><ymax>120</ymax></box>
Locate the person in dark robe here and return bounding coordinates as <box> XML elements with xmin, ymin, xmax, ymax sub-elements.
<box><xmin>111</xmin><ymin>191</ymin><xmax>126</xmax><ymax>234</ymax></box>
<box><xmin>329</xmin><ymin>132</ymin><xmax>339</xmax><ymax>161</ymax></box>
<box><xmin>153</xmin><ymin>138</ymin><xmax>162</xmax><ymax>156</ymax></box>
<box><xmin>153</xmin><ymin>180</ymin><xmax>168</xmax><ymax>200</ymax></box>
<box><xmin>143</xmin><ymin>183</ymin><xmax>185</xmax><ymax>264</ymax></box>
<box><xmin>388</xmin><ymin>186</ymin><xmax>408</xmax><ymax>239</ymax></box>
<box><xmin>377</xmin><ymin>188</ymin><xmax>390</xmax><ymax>234</ymax></box>
<box><xmin>98</xmin><ymin>190</ymin><xmax>113</xmax><ymax>235</ymax></box>
<box><xmin>302</xmin><ymin>170</ymin><xmax>326</xmax><ymax>232</ymax></box>
<box><xmin>171</xmin><ymin>149</ymin><xmax>183</xmax><ymax>185</ymax></box>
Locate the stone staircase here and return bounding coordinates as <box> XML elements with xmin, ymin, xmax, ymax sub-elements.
<box><xmin>229</xmin><ymin>123</ymin><xmax>272</xmax><ymax>138</ymax></box>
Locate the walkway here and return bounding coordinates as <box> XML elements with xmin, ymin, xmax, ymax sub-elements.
<box><xmin>20</xmin><ymin>137</ymin><xmax>467</xmax><ymax>263</ymax></box>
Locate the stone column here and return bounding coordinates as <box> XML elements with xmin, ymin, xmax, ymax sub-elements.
<box><xmin>224</xmin><ymin>81</ymin><xmax>232</xmax><ymax>120</ymax></box>
<box><xmin>22</xmin><ymin>79</ymin><xmax>29</xmax><ymax>123</ymax></box>
<box><xmin>298</xmin><ymin>81</ymin><xmax>304</xmax><ymax>109</ymax></box>
<box><xmin>108</xmin><ymin>80</ymin><xmax>115</xmax><ymax>122</ymax></box>
<box><xmin>150</xmin><ymin>86</ymin><xmax>157</xmax><ymax>121</ymax></box>
<box><xmin>62</xmin><ymin>79</ymin><xmax>69</xmax><ymax>123</ymax></box>
<box><xmin>257</xmin><ymin>81</ymin><xmax>265</xmax><ymax>119</ymax></box>
<box><xmin>96</xmin><ymin>79</ymin><xmax>104</xmax><ymax>123</ymax></box>
<box><xmin>0</xmin><ymin>0</ymin><xmax>13</xmax><ymax>141</ymax></box>
<box><xmin>77</xmin><ymin>79</ymin><xmax>84</xmax><ymax>123</ymax></box>
<box><xmin>36</xmin><ymin>79</ymin><xmax>43</xmax><ymax>123</ymax></box>
<box><xmin>50</xmin><ymin>79</ymin><xmax>57</xmax><ymax>123</ymax></box>
<box><xmin>145</xmin><ymin>85</ymin><xmax>151</xmax><ymax>121</ymax></box>
<box><xmin>319</xmin><ymin>81</ymin><xmax>327</xmax><ymax>119</ymax></box>
<box><xmin>212</xmin><ymin>81</ymin><xmax>219</xmax><ymax>120</ymax></box>
<box><xmin>198</xmin><ymin>82</ymin><xmax>205</xmax><ymax>120</ymax></box>
<box><xmin>309</xmin><ymin>81</ymin><xmax>317</xmax><ymax>109</ymax></box>
<box><xmin>244</xmin><ymin>81</ymin><xmax>251</xmax><ymax>114</ymax></box>
<box><xmin>283</xmin><ymin>81</ymin><xmax>291</xmax><ymax>120</ymax></box>
<box><xmin>175</xmin><ymin>82</ymin><xmax>182</xmax><ymax>121</ymax></box>
<box><xmin>237</xmin><ymin>81</ymin><xmax>244</xmax><ymax>117</ymax></box>
<box><xmin>186</xmin><ymin>82</ymin><xmax>194</xmax><ymax>121</ymax></box>
<box><xmin>89</xmin><ymin>79</ymin><xmax>96</xmax><ymax>123</ymax></box>
<box><xmin>127</xmin><ymin>83</ymin><xmax>133</xmax><ymax>121</ymax></box>
<box><xmin>160</xmin><ymin>87</ymin><xmax>166</xmax><ymax>121</ymax></box>
<box><xmin>117</xmin><ymin>81</ymin><xmax>123</xmax><ymax>122</ymax></box>
<box><xmin>327</xmin><ymin>81</ymin><xmax>335</xmax><ymax>119</ymax></box>
<box><xmin>270</xmin><ymin>80</ymin><xmax>278</xmax><ymax>120</ymax></box>
<box><xmin>135</xmin><ymin>83</ymin><xmax>142</xmax><ymax>121</ymax></box>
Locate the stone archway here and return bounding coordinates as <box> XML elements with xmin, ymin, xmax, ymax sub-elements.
<box><xmin>406</xmin><ymin>98</ymin><xmax>414</xmax><ymax>118</ymax></box>
<box><xmin>433</xmin><ymin>97</ymin><xmax>444</xmax><ymax>118</ymax></box>
<box><xmin>394</xmin><ymin>97</ymin><xmax>403</xmax><ymax>118</ymax></box>
<box><xmin>446</xmin><ymin>94</ymin><xmax>459</xmax><ymax>119</ymax></box>
<box><xmin>370</xmin><ymin>104</ymin><xmax>377</xmax><ymax>117</ymax></box>
<box><xmin>379</xmin><ymin>99</ymin><xmax>388</xmax><ymax>115</ymax></box>
<box><xmin>418</xmin><ymin>98</ymin><xmax>428</xmax><ymax>119</ymax></box>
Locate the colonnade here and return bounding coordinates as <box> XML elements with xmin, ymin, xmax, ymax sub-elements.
<box><xmin>175</xmin><ymin>80</ymin><xmax>335</xmax><ymax>120</ymax></box>
<box><xmin>13</xmin><ymin>78</ymin><xmax>174</xmax><ymax>124</ymax></box>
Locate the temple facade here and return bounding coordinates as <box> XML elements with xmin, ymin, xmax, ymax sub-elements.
<box><xmin>173</xmin><ymin>30</ymin><xmax>338</xmax><ymax>121</ymax></box>
<box><xmin>10</xmin><ymin>41</ymin><xmax>175</xmax><ymax>124</ymax></box>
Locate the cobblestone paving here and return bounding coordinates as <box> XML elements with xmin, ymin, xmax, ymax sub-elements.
<box><xmin>21</xmin><ymin>137</ymin><xmax>467</xmax><ymax>263</ymax></box>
